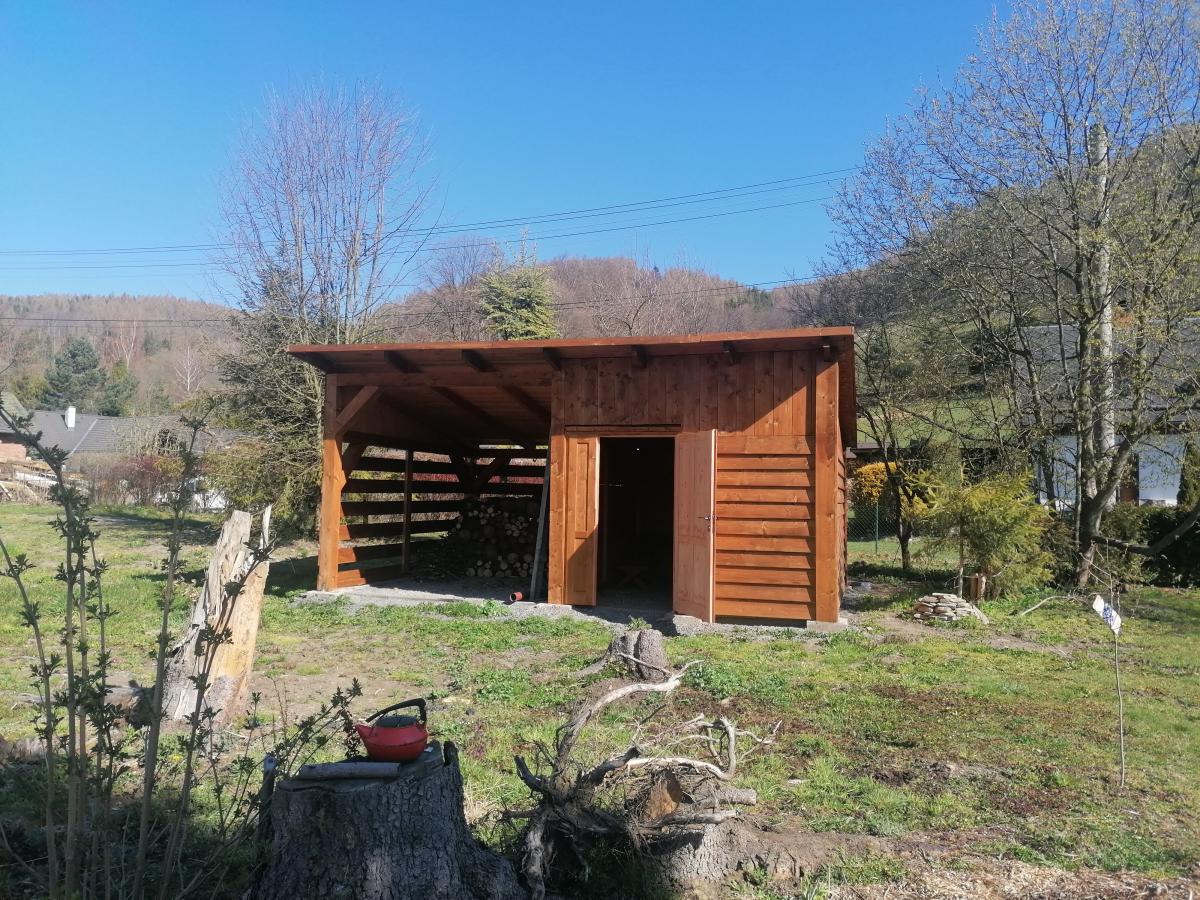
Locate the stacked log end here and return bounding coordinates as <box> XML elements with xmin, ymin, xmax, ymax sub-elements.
<box><xmin>451</xmin><ymin>497</ymin><xmax>539</xmax><ymax>580</ymax></box>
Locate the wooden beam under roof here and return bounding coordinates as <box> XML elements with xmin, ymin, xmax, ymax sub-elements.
<box><xmin>375</xmin><ymin>395</ymin><xmax>474</xmax><ymax>453</ymax></box>
<box><xmin>503</xmin><ymin>386</ymin><xmax>550</xmax><ymax>422</ymax></box>
<box><xmin>722</xmin><ymin>341</ymin><xmax>739</xmax><ymax>366</ymax></box>
<box><xmin>433</xmin><ymin>387</ymin><xmax>534</xmax><ymax>447</ymax></box>
<box><xmin>461</xmin><ymin>349</ymin><xmax>493</xmax><ymax>372</ymax></box>
<box><xmin>384</xmin><ymin>350</ymin><xmax>421</xmax><ymax>373</ymax></box>
<box><xmin>541</xmin><ymin>347</ymin><xmax>562</xmax><ymax>370</ymax></box>
<box><xmin>631</xmin><ymin>344</ymin><xmax>649</xmax><ymax>368</ymax></box>
<box><xmin>295</xmin><ymin>350</ymin><xmax>346</xmax><ymax>373</ymax></box>
<box><xmin>335</xmin><ymin>370</ymin><xmax>553</xmax><ymax>388</ymax></box>
<box><xmin>331</xmin><ymin>386</ymin><xmax>380</xmax><ymax>434</ymax></box>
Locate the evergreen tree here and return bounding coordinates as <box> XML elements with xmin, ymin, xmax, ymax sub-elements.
<box><xmin>1178</xmin><ymin>440</ymin><xmax>1200</xmax><ymax>508</ymax></box>
<box><xmin>97</xmin><ymin>361</ymin><xmax>138</xmax><ymax>416</ymax></box>
<box><xmin>37</xmin><ymin>338</ymin><xmax>106</xmax><ymax>411</ymax></box>
<box><xmin>476</xmin><ymin>251</ymin><xmax>557</xmax><ymax>341</ymax></box>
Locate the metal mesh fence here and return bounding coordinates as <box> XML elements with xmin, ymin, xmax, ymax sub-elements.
<box><xmin>846</xmin><ymin>499</ymin><xmax>907</xmax><ymax>565</ymax></box>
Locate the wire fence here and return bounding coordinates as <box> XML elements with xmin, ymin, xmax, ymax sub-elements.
<box><xmin>846</xmin><ymin>500</ymin><xmax>901</xmax><ymax>553</ymax></box>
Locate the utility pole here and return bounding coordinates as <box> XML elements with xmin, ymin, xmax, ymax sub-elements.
<box><xmin>1088</xmin><ymin>122</ymin><xmax>1116</xmax><ymax>498</ymax></box>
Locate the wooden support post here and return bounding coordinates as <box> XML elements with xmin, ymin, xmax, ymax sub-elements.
<box><xmin>528</xmin><ymin>454</ymin><xmax>551</xmax><ymax>601</ymax></box>
<box><xmin>812</xmin><ymin>357</ymin><xmax>840</xmax><ymax>622</ymax></box>
<box><xmin>402</xmin><ymin>447</ymin><xmax>413</xmax><ymax>571</ymax></box>
<box><xmin>318</xmin><ymin>375</ymin><xmax>345</xmax><ymax>592</ymax></box>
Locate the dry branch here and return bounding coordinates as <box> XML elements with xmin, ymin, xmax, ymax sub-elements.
<box><xmin>512</xmin><ymin>631</ymin><xmax>776</xmax><ymax>900</ymax></box>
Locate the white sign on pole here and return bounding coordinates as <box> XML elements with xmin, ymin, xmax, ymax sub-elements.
<box><xmin>1092</xmin><ymin>595</ymin><xmax>1122</xmax><ymax>635</ymax></box>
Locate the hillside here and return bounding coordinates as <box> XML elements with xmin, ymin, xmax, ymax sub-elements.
<box><xmin>0</xmin><ymin>259</ymin><xmax>810</xmax><ymax>413</ymax></box>
<box><xmin>396</xmin><ymin>253</ymin><xmax>795</xmax><ymax>341</ymax></box>
<box><xmin>0</xmin><ymin>293</ymin><xmax>232</xmax><ymax>413</ymax></box>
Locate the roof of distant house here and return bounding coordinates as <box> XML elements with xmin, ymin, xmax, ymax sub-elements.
<box><xmin>23</xmin><ymin>410</ymin><xmax>239</xmax><ymax>458</ymax></box>
<box><xmin>0</xmin><ymin>392</ymin><xmax>28</xmax><ymax>423</ymax></box>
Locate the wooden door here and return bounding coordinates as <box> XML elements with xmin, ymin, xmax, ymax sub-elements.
<box><xmin>674</xmin><ymin>430</ymin><xmax>716</xmax><ymax>622</ymax></box>
<box><xmin>563</xmin><ymin>436</ymin><xmax>599</xmax><ymax>605</ymax></box>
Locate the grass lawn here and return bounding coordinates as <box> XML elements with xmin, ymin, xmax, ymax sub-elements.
<box><xmin>1</xmin><ymin>503</ymin><xmax>1197</xmax><ymax>895</ymax></box>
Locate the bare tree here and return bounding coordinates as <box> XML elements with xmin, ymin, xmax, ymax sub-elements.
<box><xmin>823</xmin><ymin>0</ymin><xmax>1200</xmax><ymax>583</ymax></box>
<box><xmin>214</xmin><ymin>80</ymin><xmax>432</xmax><ymax>526</ymax></box>
<box><xmin>104</xmin><ymin>320</ymin><xmax>141</xmax><ymax>370</ymax></box>
<box><xmin>173</xmin><ymin>337</ymin><xmax>208</xmax><ymax>400</ymax></box>
<box><xmin>588</xmin><ymin>254</ymin><xmax>671</xmax><ymax>336</ymax></box>
<box><xmin>405</xmin><ymin>236</ymin><xmax>502</xmax><ymax>340</ymax></box>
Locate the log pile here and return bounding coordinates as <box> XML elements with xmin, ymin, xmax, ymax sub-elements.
<box><xmin>450</xmin><ymin>498</ymin><xmax>540</xmax><ymax>579</ymax></box>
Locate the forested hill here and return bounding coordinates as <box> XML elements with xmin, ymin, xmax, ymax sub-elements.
<box><xmin>0</xmin><ymin>258</ymin><xmax>808</xmax><ymax>413</ymax></box>
<box><xmin>0</xmin><ymin>293</ymin><xmax>232</xmax><ymax>414</ymax></box>
<box><xmin>398</xmin><ymin>254</ymin><xmax>796</xmax><ymax>341</ymax></box>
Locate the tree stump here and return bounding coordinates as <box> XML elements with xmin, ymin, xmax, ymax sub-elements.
<box><xmin>162</xmin><ymin>507</ymin><xmax>271</xmax><ymax>724</ymax></box>
<box><xmin>255</xmin><ymin>742</ymin><xmax>526</xmax><ymax>900</ymax></box>
<box><xmin>608</xmin><ymin>628</ymin><xmax>671</xmax><ymax>682</ymax></box>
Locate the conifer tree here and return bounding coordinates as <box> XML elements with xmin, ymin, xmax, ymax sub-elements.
<box><xmin>476</xmin><ymin>249</ymin><xmax>557</xmax><ymax>341</ymax></box>
<box><xmin>37</xmin><ymin>338</ymin><xmax>106</xmax><ymax>411</ymax></box>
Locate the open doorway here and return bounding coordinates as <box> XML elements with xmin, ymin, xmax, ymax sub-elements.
<box><xmin>597</xmin><ymin>438</ymin><xmax>674</xmax><ymax>606</ymax></box>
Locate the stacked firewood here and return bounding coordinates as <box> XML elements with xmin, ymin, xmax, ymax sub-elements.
<box><xmin>451</xmin><ymin>497</ymin><xmax>539</xmax><ymax>579</ymax></box>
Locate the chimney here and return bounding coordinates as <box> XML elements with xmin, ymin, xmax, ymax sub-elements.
<box><xmin>65</xmin><ymin>406</ymin><xmax>76</xmax><ymax>430</ymax></box>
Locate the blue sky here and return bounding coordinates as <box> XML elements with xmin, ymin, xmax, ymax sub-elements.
<box><xmin>0</xmin><ymin>2</ymin><xmax>1002</xmax><ymax>302</ymax></box>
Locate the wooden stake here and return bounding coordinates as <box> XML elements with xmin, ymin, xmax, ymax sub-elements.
<box><xmin>529</xmin><ymin>454</ymin><xmax>551</xmax><ymax>601</ymax></box>
<box><xmin>317</xmin><ymin>375</ymin><xmax>345</xmax><ymax>592</ymax></box>
<box><xmin>402</xmin><ymin>448</ymin><xmax>413</xmax><ymax>571</ymax></box>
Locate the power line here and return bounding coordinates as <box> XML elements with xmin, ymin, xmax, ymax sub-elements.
<box><xmin>0</xmin><ymin>195</ymin><xmax>832</xmax><ymax>271</ymax></box>
<box><xmin>0</xmin><ymin>167</ymin><xmax>854</xmax><ymax>258</ymax></box>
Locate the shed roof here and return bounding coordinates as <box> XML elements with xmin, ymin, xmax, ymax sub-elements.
<box><xmin>290</xmin><ymin>328</ymin><xmax>856</xmax><ymax>448</ymax></box>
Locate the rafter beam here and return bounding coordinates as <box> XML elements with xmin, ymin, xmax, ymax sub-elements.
<box><xmin>722</xmin><ymin>341</ymin><xmax>739</xmax><ymax>366</ymax></box>
<box><xmin>376</xmin><ymin>395</ymin><xmax>472</xmax><ymax>453</ymax></box>
<box><xmin>461</xmin><ymin>349</ymin><xmax>493</xmax><ymax>372</ymax></box>
<box><xmin>631</xmin><ymin>344</ymin><xmax>648</xmax><ymax>368</ymax></box>
<box><xmin>433</xmin><ymin>387</ymin><xmax>532</xmax><ymax>447</ymax></box>
<box><xmin>384</xmin><ymin>350</ymin><xmax>421</xmax><ymax>373</ymax></box>
<box><xmin>541</xmin><ymin>347</ymin><xmax>562</xmax><ymax>371</ymax></box>
<box><xmin>503</xmin><ymin>386</ymin><xmax>550</xmax><ymax>422</ymax></box>
<box><xmin>335</xmin><ymin>371</ymin><xmax>553</xmax><ymax>388</ymax></box>
<box><xmin>296</xmin><ymin>351</ymin><xmax>345</xmax><ymax>373</ymax></box>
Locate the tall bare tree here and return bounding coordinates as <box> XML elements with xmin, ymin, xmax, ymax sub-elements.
<box><xmin>822</xmin><ymin>0</ymin><xmax>1200</xmax><ymax>583</ymax></box>
<box><xmin>173</xmin><ymin>336</ymin><xmax>208</xmax><ymax>400</ymax></box>
<box><xmin>214</xmin><ymin>81</ymin><xmax>431</xmax><ymax>525</ymax></box>
<box><xmin>405</xmin><ymin>236</ymin><xmax>502</xmax><ymax>340</ymax></box>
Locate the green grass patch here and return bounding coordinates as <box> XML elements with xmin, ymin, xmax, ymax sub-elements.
<box><xmin>1</xmin><ymin>503</ymin><xmax>1197</xmax><ymax>880</ymax></box>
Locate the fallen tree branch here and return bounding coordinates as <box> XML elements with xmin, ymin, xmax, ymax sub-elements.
<box><xmin>514</xmin><ymin>631</ymin><xmax>780</xmax><ymax>899</ymax></box>
<box><xmin>1089</xmin><ymin>499</ymin><xmax>1200</xmax><ymax>556</ymax></box>
<box><xmin>642</xmin><ymin>808</ymin><xmax>740</xmax><ymax>830</ymax></box>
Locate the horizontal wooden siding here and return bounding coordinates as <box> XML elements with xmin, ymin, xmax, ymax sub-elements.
<box><xmin>713</xmin><ymin>434</ymin><xmax>815</xmax><ymax>621</ymax></box>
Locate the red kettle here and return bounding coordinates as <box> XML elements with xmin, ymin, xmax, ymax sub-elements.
<box><xmin>354</xmin><ymin>698</ymin><xmax>429</xmax><ymax>762</ymax></box>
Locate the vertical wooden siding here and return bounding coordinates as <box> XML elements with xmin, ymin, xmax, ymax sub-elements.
<box><xmin>549</xmin><ymin>349</ymin><xmax>846</xmax><ymax>622</ymax></box>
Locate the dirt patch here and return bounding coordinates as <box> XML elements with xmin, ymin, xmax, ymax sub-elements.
<box><xmin>855</xmin><ymin>610</ymin><xmax>1074</xmax><ymax>658</ymax></box>
<box><xmin>838</xmin><ymin>854</ymin><xmax>1198</xmax><ymax>899</ymax></box>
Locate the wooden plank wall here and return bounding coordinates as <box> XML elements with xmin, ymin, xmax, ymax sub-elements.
<box><xmin>332</xmin><ymin>450</ymin><xmax>546</xmax><ymax>589</ymax></box>
<box><xmin>714</xmin><ymin>434</ymin><xmax>814</xmax><ymax>620</ymax></box>
<box><xmin>549</xmin><ymin>349</ymin><xmax>846</xmax><ymax>622</ymax></box>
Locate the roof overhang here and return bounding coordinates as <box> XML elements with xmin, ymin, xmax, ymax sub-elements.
<box><xmin>290</xmin><ymin>328</ymin><xmax>856</xmax><ymax>448</ymax></box>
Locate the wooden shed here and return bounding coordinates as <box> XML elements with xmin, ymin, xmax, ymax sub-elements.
<box><xmin>290</xmin><ymin>327</ymin><xmax>855</xmax><ymax>625</ymax></box>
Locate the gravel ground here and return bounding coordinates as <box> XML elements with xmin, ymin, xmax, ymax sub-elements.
<box><xmin>294</xmin><ymin>578</ymin><xmax>849</xmax><ymax>639</ymax></box>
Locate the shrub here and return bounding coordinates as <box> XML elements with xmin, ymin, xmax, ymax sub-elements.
<box><xmin>1178</xmin><ymin>440</ymin><xmax>1200</xmax><ymax>508</ymax></box>
<box><xmin>918</xmin><ymin>470</ymin><xmax>1052</xmax><ymax>597</ymax></box>
<box><xmin>851</xmin><ymin>462</ymin><xmax>891</xmax><ymax>509</ymax></box>
<box><xmin>1142</xmin><ymin>506</ymin><xmax>1200</xmax><ymax>586</ymax></box>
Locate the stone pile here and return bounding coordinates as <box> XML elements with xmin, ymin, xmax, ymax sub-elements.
<box><xmin>912</xmin><ymin>592</ymin><xmax>990</xmax><ymax>625</ymax></box>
